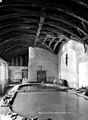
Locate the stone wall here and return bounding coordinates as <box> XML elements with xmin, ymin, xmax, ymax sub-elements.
<box><xmin>0</xmin><ymin>58</ymin><xmax>8</xmax><ymax>94</ymax></box>
<box><xmin>78</xmin><ymin>45</ymin><xmax>88</xmax><ymax>87</ymax></box>
<box><xmin>28</xmin><ymin>47</ymin><xmax>58</xmax><ymax>82</ymax></box>
<box><xmin>58</xmin><ymin>40</ymin><xmax>84</xmax><ymax>88</ymax></box>
<box><xmin>9</xmin><ymin>66</ymin><xmax>28</xmax><ymax>82</ymax></box>
<box><xmin>8</xmin><ymin>40</ymin><xmax>88</xmax><ymax>88</ymax></box>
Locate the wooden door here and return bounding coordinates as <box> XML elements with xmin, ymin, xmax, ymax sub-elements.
<box><xmin>37</xmin><ymin>70</ymin><xmax>46</xmax><ymax>83</ymax></box>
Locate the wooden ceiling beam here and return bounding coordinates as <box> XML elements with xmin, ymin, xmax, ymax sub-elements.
<box><xmin>47</xmin><ymin>15</ymin><xmax>87</xmax><ymax>36</ymax></box>
<box><xmin>45</xmin><ymin>23</ymin><xmax>81</xmax><ymax>40</ymax></box>
<box><xmin>53</xmin><ymin>41</ymin><xmax>59</xmax><ymax>51</ymax></box>
<box><xmin>53</xmin><ymin>35</ymin><xmax>68</xmax><ymax>51</ymax></box>
<box><xmin>81</xmin><ymin>35</ymin><xmax>88</xmax><ymax>41</ymax></box>
<box><xmin>49</xmin><ymin>6</ymin><xmax>88</xmax><ymax>25</ymax></box>
<box><xmin>3</xmin><ymin>48</ymin><xmax>28</xmax><ymax>60</ymax></box>
<box><xmin>49</xmin><ymin>38</ymin><xmax>56</xmax><ymax>47</ymax></box>
<box><xmin>34</xmin><ymin>8</ymin><xmax>46</xmax><ymax>46</ymax></box>
<box><xmin>40</xmin><ymin>40</ymin><xmax>54</xmax><ymax>54</ymax></box>
<box><xmin>71</xmin><ymin>0</ymin><xmax>88</xmax><ymax>8</ymax></box>
<box><xmin>1</xmin><ymin>44</ymin><xmax>28</xmax><ymax>56</ymax></box>
<box><xmin>42</xmin><ymin>27</ymin><xmax>70</xmax><ymax>38</ymax></box>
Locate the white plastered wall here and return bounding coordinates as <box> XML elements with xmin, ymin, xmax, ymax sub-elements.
<box><xmin>58</xmin><ymin>40</ymin><xmax>85</xmax><ymax>88</ymax></box>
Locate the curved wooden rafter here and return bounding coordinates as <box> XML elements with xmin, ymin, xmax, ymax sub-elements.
<box><xmin>0</xmin><ymin>1</ymin><xmax>88</xmax><ymax>59</ymax></box>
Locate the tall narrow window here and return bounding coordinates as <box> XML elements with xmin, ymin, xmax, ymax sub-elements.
<box><xmin>66</xmin><ymin>53</ymin><xmax>68</xmax><ymax>66</ymax></box>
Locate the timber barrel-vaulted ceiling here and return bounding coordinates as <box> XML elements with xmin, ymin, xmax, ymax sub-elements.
<box><xmin>0</xmin><ymin>0</ymin><xmax>88</xmax><ymax>60</ymax></box>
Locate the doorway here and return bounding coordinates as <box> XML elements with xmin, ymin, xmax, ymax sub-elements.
<box><xmin>37</xmin><ymin>70</ymin><xmax>46</xmax><ymax>83</ymax></box>
<box><xmin>22</xmin><ymin>69</ymin><xmax>28</xmax><ymax>79</ymax></box>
